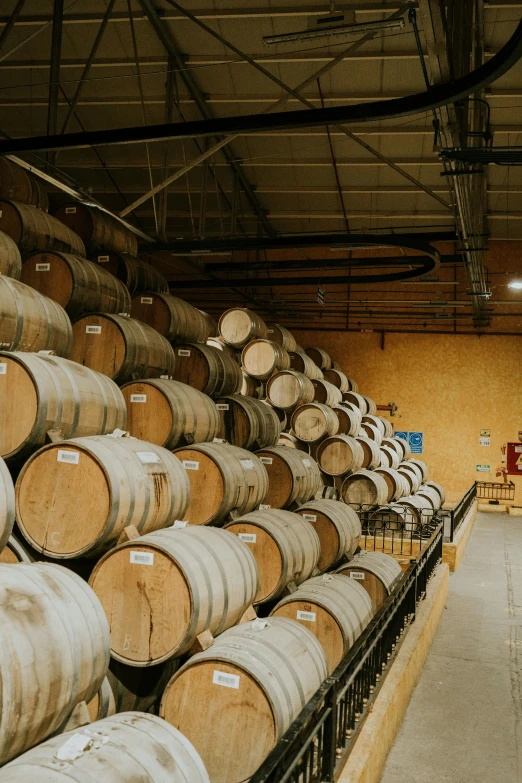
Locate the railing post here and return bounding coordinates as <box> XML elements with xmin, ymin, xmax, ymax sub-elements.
<box><xmin>322</xmin><ymin>683</ymin><xmax>338</xmax><ymax>781</ymax></box>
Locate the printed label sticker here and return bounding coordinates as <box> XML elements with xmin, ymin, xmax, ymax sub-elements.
<box><xmin>178</xmin><ymin>349</ymin><xmax>191</xmax><ymax>356</ymax></box>
<box><xmin>260</xmin><ymin>456</ymin><xmax>273</xmax><ymax>464</ymax></box>
<box><xmin>182</xmin><ymin>460</ymin><xmax>199</xmax><ymax>470</ymax></box>
<box><xmin>35</xmin><ymin>263</ymin><xmax>50</xmax><ymax>271</ymax></box>
<box><xmin>240</xmin><ymin>459</ymin><xmax>254</xmax><ymax>470</ymax></box>
<box><xmin>130</xmin><ymin>551</ymin><xmax>154</xmax><ymax>566</ymax></box>
<box><xmin>350</xmin><ymin>572</ymin><xmax>365</xmax><ymax>580</ymax></box>
<box><xmin>130</xmin><ymin>394</ymin><xmax>147</xmax><ymax>403</ymax></box>
<box><xmin>302</xmin><ymin>513</ymin><xmax>317</xmax><ymax>522</ymax></box>
<box><xmin>137</xmin><ymin>451</ymin><xmax>161</xmax><ymax>464</ymax></box>
<box><xmin>213</xmin><ymin>670</ymin><xmax>240</xmax><ymax>689</ymax></box>
<box><xmin>65</xmin><ymin>206</ymin><xmax>77</xmax><ymax>214</ymax></box>
<box><xmin>86</xmin><ymin>325</ymin><xmax>101</xmax><ymax>334</ymax></box>
<box><xmin>0</xmin><ymin>364</ymin><xmax>6</xmax><ymax>375</ymax></box>
<box><xmin>238</xmin><ymin>533</ymin><xmax>257</xmax><ymax>543</ymax></box>
<box><xmin>216</xmin><ymin>403</ymin><xmax>230</xmax><ymax>411</ymax></box>
<box><xmin>140</xmin><ymin>297</ymin><xmax>153</xmax><ymax>304</ymax></box>
<box><xmin>297</xmin><ymin>610</ymin><xmax>316</xmax><ymax>622</ymax></box>
<box><xmin>57</xmin><ymin>450</ymin><xmax>80</xmax><ymax>465</ymax></box>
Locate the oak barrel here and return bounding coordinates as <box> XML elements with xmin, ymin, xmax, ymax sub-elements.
<box><xmin>266</xmin><ymin>369</ymin><xmax>315</xmax><ymax>410</ymax></box>
<box><xmin>0</xmin><ymin>276</ymin><xmax>72</xmax><ymax>356</ymax></box>
<box><xmin>315</xmin><ymin>434</ymin><xmax>365</xmax><ymax>477</ymax></box>
<box><xmin>295</xmin><ymin>499</ymin><xmax>361</xmax><ymax>571</ymax></box>
<box><xmin>360</xmin><ymin>421</ymin><xmax>383</xmax><ymax>445</ymax></box>
<box><xmin>266</xmin><ymin>323</ymin><xmax>297</xmax><ymax>351</ymax></box>
<box><xmin>398</xmin><ymin>462</ymin><xmax>423</xmax><ymax>493</ymax></box>
<box><xmin>340</xmin><ymin>469</ymin><xmax>389</xmax><ymax>508</ymax></box>
<box><xmin>87</xmin><ymin>676</ymin><xmax>116</xmax><ymax>721</ymax></box>
<box><xmin>271</xmin><ymin>574</ymin><xmax>373</xmax><ymax>673</ymax></box>
<box><xmin>0</xmin><ymin>230</ymin><xmax>22</xmax><ymax>278</ymax></box>
<box><xmin>0</xmin><ymin>351</ymin><xmax>126</xmax><ymax>462</ymax></box>
<box><xmin>379</xmin><ymin>445</ymin><xmax>400</xmax><ymax>470</ymax></box>
<box><xmin>199</xmin><ymin>309</ymin><xmax>218</xmax><ymax>337</ymax></box>
<box><xmin>90</xmin><ymin>526</ymin><xmax>258</xmax><ymax>665</ymax></box>
<box><xmin>342</xmin><ymin>391</ymin><xmax>369</xmax><ymax>414</ymax></box>
<box><xmin>0</xmin><ymin>457</ymin><xmax>15</xmax><ymax>553</ymax></box>
<box><xmin>121</xmin><ymin>379</ymin><xmax>219</xmax><ymax>448</ymax></box>
<box><xmin>374</xmin><ymin>467</ymin><xmax>406</xmax><ymax>502</ymax></box>
<box><xmin>288</xmin><ymin>350</ymin><xmax>323</xmax><ymax>379</ymax></box>
<box><xmin>160</xmin><ymin>617</ymin><xmax>327</xmax><ymax>783</ymax></box>
<box><xmin>410</xmin><ymin>458</ymin><xmax>428</xmax><ymax>481</ymax></box>
<box><xmin>16</xmin><ymin>435</ymin><xmax>190</xmax><ymax>558</ymax></box>
<box><xmin>216</xmin><ymin>395</ymin><xmax>280</xmax><ymax>450</ymax></box>
<box><xmin>93</xmin><ymin>250</ymin><xmax>168</xmax><ymax>295</ymax></box>
<box><xmin>172</xmin><ymin>342</ymin><xmax>242</xmax><ymax>397</ymax></box>
<box><xmin>173</xmin><ymin>442</ymin><xmax>268</xmax><ymax>525</ymax></box>
<box><xmin>21</xmin><ymin>251</ymin><xmax>131</xmax><ymax>318</ymax></box>
<box><xmin>416</xmin><ymin>484</ymin><xmax>442</xmax><ymax>511</ymax></box>
<box><xmin>381</xmin><ymin>437</ymin><xmax>405</xmax><ymax>459</ymax></box>
<box><xmin>398</xmin><ymin>494</ymin><xmax>433</xmax><ymax>525</ymax></box>
<box><xmin>131</xmin><ymin>292</ymin><xmax>210</xmax><ymax>344</ymax></box>
<box><xmin>379</xmin><ymin>416</ymin><xmax>394</xmax><ymax>437</ymax></box>
<box><xmin>107</xmin><ymin>658</ymin><xmax>179</xmax><ymax>713</ymax></box>
<box><xmin>305</xmin><ymin>346</ymin><xmax>332</xmax><ymax>370</ymax></box>
<box><xmin>426</xmin><ymin>480</ymin><xmax>445</xmax><ymax>504</ymax></box>
<box><xmin>0</xmin><ymin>199</ymin><xmax>85</xmax><ymax>257</ymax></box>
<box><xmin>240</xmin><ymin>369</ymin><xmax>264</xmax><ymax>398</ymax></box>
<box><xmin>218</xmin><ymin>307</ymin><xmax>268</xmax><ymax>347</ymax></box>
<box><xmin>361</xmin><ymin>395</ymin><xmax>377</xmax><ymax>415</ymax></box>
<box><xmin>254</xmin><ymin>446</ymin><xmax>321</xmax><ymax>508</ymax></box>
<box><xmin>311</xmin><ymin>378</ymin><xmax>342</xmax><ymax>406</ymax></box>
<box><xmin>323</xmin><ymin>368</ymin><xmax>349</xmax><ymax>392</ymax></box>
<box><xmin>0</xmin><ymin>713</ymin><xmax>210</xmax><ymax>783</ymax></box>
<box><xmin>70</xmin><ymin>313</ymin><xmax>176</xmax><ymax>384</ymax></box>
<box><xmin>291</xmin><ymin>402</ymin><xmax>339</xmax><ymax>443</ymax></box>
<box><xmin>362</xmin><ymin>414</ymin><xmax>385</xmax><ymax>435</ymax></box>
<box><xmin>241</xmin><ymin>339</ymin><xmax>290</xmax><ymax>379</ymax></box>
<box><xmin>336</xmin><ymin>551</ymin><xmax>403</xmax><ymax>611</ymax></box>
<box><xmin>0</xmin><ymin>157</ymin><xmax>48</xmax><ymax>210</ymax></box>
<box><xmin>276</xmin><ymin>431</ymin><xmax>310</xmax><ymax>451</ymax></box>
<box><xmin>0</xmin><ymin>535</ymin><xmax>32</xmax><ymax>564</ymax></box>
<box><xmin>355</xmin><ymin>435</ymin><xmax>382</xmax><ymax>469</ymax></box>
<box><xmin>0</xmin><ymin>562</ymin><xmax>109</xmax><ymax>764</ymax></box>
<box><xmin>54</xmin><ymin>202</ymin><xmax>138</xmax><ymax>256</ymax></box>
<box><xmin>332</xmin><ymin>404</ymin><xmax>361</xmax><ymax>436</ymax></box>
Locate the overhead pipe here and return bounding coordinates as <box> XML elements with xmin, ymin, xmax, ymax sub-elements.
<box><xmin>205</xmin><ymin>254</ymin><xmax>460</xmax><ymax>272</ymax></box>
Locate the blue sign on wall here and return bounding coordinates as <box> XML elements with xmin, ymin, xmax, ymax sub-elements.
<box><xmin>394</xmin><ymin>431</ymin><xmax>424</xmax><ymax>454</ymax></box>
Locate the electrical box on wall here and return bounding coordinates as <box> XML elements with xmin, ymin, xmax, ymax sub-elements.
<box><xmin>506</xmin><ymin>442</ymin><xmax>522</xmax><ymax>475</ymax></box>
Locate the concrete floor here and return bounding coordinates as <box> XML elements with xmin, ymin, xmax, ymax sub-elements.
<box><xmin>381</xmin><ymin>510</ymin><xmax>522</xmax><ymax>783</ymax></box>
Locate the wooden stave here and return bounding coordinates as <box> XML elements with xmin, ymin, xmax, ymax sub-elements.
<box><xmin>345</xmin><ymin>377</ymin><xmax>358</xmax><ymax>392</ymax></box>
<box><xmin>249</xmin><ymin>398</ymin><xmax>282</xmax><ymax>448</ymax></box>
<box><xmin>316</xmin><ymin>434</ymin><xmax>365</xmax><ymax>477</ymax></box>
<box><xmin>198</xmin><ymin>310</ymin><xmax>218</xmax><ymax>338</ymax></box>
<box><xmin>379</xmin><ymin>445</ymin><xmax>401</xmax><ymax>470</ymax></box>
<box><xmin>305</xmin><ymin>346</ymin><xmax>332</xmax><ymax>370</ymax></box>
<box><xmin>87</xmin><ymin>676</ymin><xmax>116</xmax><ymax>721</ymax></box>
<box><xmin>323</xmin><ymin>368</ymin><xmax>350</xmax><ymax>392</ymax></box>
<box><xmin>295</xmin><ymin>498</ymin><xmax>361</xmax><ymax>570</ymax></box>
<box><xmin>255</xmin><ymin>446</ymin><xmax>321</xmax><ymax>508</ymax></box>
<box><xmin>341</xmin><ymin>469</ymin><xmax>390</xmax><ymax>509</ymax></box>
<box><xmin>342</xmin><ymin>391</ymin><xmax>369</xmax><ymax>414</ymax></box>
<box><xmin>131</xmin><ymin>292</ymin><xmax>210</xmax><ymax>345</ymax></box>
<box><xmin>360</xmin><ymin>422</ymin><xmax>384</xmax><ymax>445</ymax></box>
<box><xmin>361</xmin><ymin>395</ymin><xmax>377</xmax><ymax>415</ymax></box>
<box><xmin>398</xmin><ymin>462</ymin><xmax>423</xmax><ymax>493</ymax></box>
<box><xmin>409</xmin><ymin>458</ymin><xmax>429</xmax><ymax>481</ymax></box>
<box><xmin>173</xmin><ymin>342</ymin><xmax>242</xmax><ymax>397</ymax></box>
<box><xmin>0</xmin><ymin>351</ymin><xmax>126</xmax><ymax>463</ymax></box>
<box><xmin>0</xmin><ymin>199</ymin><xmax>86</xmax><ymax>257</ymax></box>
<box><xmin>398</xmin><ymin>494</ymin><xmax>434</xmax><ymax>525</ymax></box>
<box><xmin>332</xmin><ymin>405</ymin><xmax>361</xmax><ymax>437</ymax></box>
<box><xmin>121</xmin><ymin>378</ymin><xmax>220</xmax><ymax>449</ymax></box>
<box><xmin>378</xmin><ymin>416</ymin><xmax>394</xmax><ymax>437</ymax></box>
<box><xmin>426</xmin><ymin>480</ymin><xmax>446</xmax><ymax>505</ymax></box>
<box><xmin>241</xmin><ymin>339</ymin><xmax>290</xmax><ymax>380</ymax></box>
<box><xmin>225</xmin><ymin>508</ymin><xmax>320</xmax><ymax>602</ymax></box>
<box><xmin>0</xmin><ymin>230</ymin><xmax>22</xmax><ymax>279</ymax></box>
<box><xmin>0</xmin><ymin>275</ymin><xmax>72</xmax><ymax>357</ymax></box>
<box><xmin>16</xmin><ymin>435</ymin><xmax>190</xmax><ymax>559</ymax></box>
<box><xmin>310</xmin><ymin>378</ymin><xmax>342</xmax><ymax>406</ymax></box>
<box><xmin>0</xmin><ymin>712</ymin><xmax>210</xmax><ymax>783</ymax></box>
<box><xmin>270</xmin><ymin>574</ymin><xmax>373</xmax><ymax>673</ymax></box>
<box><xmin>108</xmin><ymin>658</ymin><xmax>180</xmax><ymax>713</ymax></box>
<box><xmin>396</xmin><ymin>468</ymin><xmax>415</xmax><ymax>495</ymax></box>
<box><xmin>288</xmin><ymin>349</ymin><xmax>324</xmax><ymax>379</ymax></box>
<box><xmin>92</xmin><ymin>251</ymin><xmax>169</xmax><ymax>296</ymax></box>
<box><xmin>291</xmin><ymin>403</ymin><xmax>339</xmax><ymax>443</ymax></box>
<box><xmin>263</xmin><ymin>399</ymin><xmax>287</xmax><ymax>429</ymax></box>
<box><xmin>374</xmin><ymin>467</ymin><xmax>406</xmax><ymax>502</ymax></box>
<box><xmin>54</xmin><ymin>203</ymin><xmax>138</xmax><ymax>256</ymax></box>
<box><xmin>173</xmin><ymin>442</ymin><xmax>269</xmax><ymax>526</ymax></box>
<box><xmin>362</xmin><ymin>414</ymin><xmax>386</xmax><ymax>436</ymax></box>
<box><xmin>381</xmin><ymin>437</ymin><xmax>405</xmax><ymax>459</ymax></box>
<box><xmin>0</xmin><ymin>562</ymin><xmax>109</xmax><ymax>765</ymax></box>
<box><xmin>22</xmin><ymin>251</ymin><xmax>131</xmax><ymax>319</ymax></box>
<box><xmin>416</xmin><ymin>484</ymin><xmax>442</xmax><ymax>511</ymax></box>
<box><xmin>267</xmin><ymin>370</ymin><xmax>315</xmax><ymax>410</ymax></box>
<box><xmin>90</xmin><ymin>526</ymin><xmax>258</xmax><ymax>664</ymax></box>
<box><xmin>218</xmin><ymin>307</ymin><xmax>268</xmax><ymax>348</ymax></box>
<box><xmin>0</xmin><ymin>157</ymin><xmax>49</xmax><ymax>210</ymax></box>
<box><xmin>395</xmin><ymin>436</ymin><xmax>412</xmax><ymax>459</ymax></box>
<box><xmin>354</xmin><ymin>435</ymin><xmax>382</xmax><ymax>470</ymax></box>
<box><xmin>266</xmin><ymin>323</ymin><xmax>297</xmax><ymax>351</ymax></box>
<box><xmin>71</xmin><ymin>313</ymin><xmax>176</xmax><ymax>384</ymax></box>
<box><xmin>240</xmin><ymin>369</ymin><xmax>265</xmax><ymax>398</ymax></box>
<box><xmin>336</xmin><ymin>551</ymin><xmax>403</xmax><ymax>610</ymax></box>
<box><xmin>215</xmin><ymin>394</ymin><xmax>261</xmax><ymax>450</ymax></box>
<box><xmin>160</xmin><ymin>617</ymin><xmax>327</xmax><ymax>783</ymax></box>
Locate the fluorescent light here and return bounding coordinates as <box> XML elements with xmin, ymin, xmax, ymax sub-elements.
<box><xmin>508</xmin><ymin>280</ymin><xmax>522</xmax><ymax>290</ymax></box>
<box><xmin>263</xmin><ymin>17</ymin><xmax>405</xmax><ymax>46</ymax></box>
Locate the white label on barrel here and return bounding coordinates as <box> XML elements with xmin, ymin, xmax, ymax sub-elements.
<box><xmin>302</xmin><ymin>513</ymin><xmax>317</xmax><ymax>522</ymax></box>
<box><xmin>56</xmin><ymin>733</ymin><xmax>92</xmax><ymax>761</ymax></box>
<box><xmin>239</xmin><ymin>533</ymin><xmax>256</xmax><ymax>543</ymax></box>
<box><xmin>65</xmin><ymin>206</ymin><xmax>77</xmax><ymax>214</ymax></box>
<box><xmin>260</xmin><ymin>457</ymin><xmax>273</xmax><ymax>465</ymax></box>
<box><xmin>0</xmin><ymin>364</ymin><xmax>6</xmax><ymax>375</ymax></box>
<box><xmin>35</xmin><ymin>263</ymin><xmax>50</xmax><ymax>271</ymax></box>
<box><xmin>183</xmin><ymin>460</ymin><xmax>199</xmax><ymax>470</ymax></box>
<box><xmin>240</xmin><ymin>459</ymin><xmax>254</xmax><ymax>470</ymax></box>
<box><xmin>137</xmin><ymin>451</ymin><xmax>160</xmax><ymax>464</ymax></box>
<box><xmin>57</xmin><ymin>450</ymin><xmax>80</xmax><ymax>465</ymax></box>
<box><xmin>213</xmin><ymin>670</ymin><xmax>240</xmax><ymax>689</ymax></box>
<box><xmin>216</xmin><ymin>403</ymin><xmax>229</xmax><ymax>411</ymax></box>
<box><xmin>302</xmin><ymin>459</ymin><xmax>311</xmax><ymax>467</ymax></box>
<box><xmin>297</xmin><ymin>610</ymin><xmax>316</xmax><ymax>622</ymax></box>
<box><xmin>350</xmin><ymin>572</ymin><xmax>365</xmax><ymax>580</ymax></box>
<box><xmin>259</xmin><ymin>504</ymin><xmax>271</xmax><ymax>510</ymax></box>
<box><xmin>178</xmin><ymin>349</ymin><xmax>191</xmax><ymax>356</ymax></box>
<box><xmin>173</xmin><ymin>520</ymin><xmax>188</xmax><ymax>529</ymax></box>
<box><xmin>267</xmin><ymin>329</ymin><xmax>274</xmax><ymax>333</ymax></box>
<box><xmin>130</xmin><ymin>551</ymin><xmax>154</xmax><ymax>566</ymax></box>
<box><xmin>130</xmin><ymin>394</ymin><xmax>147</xmax><ymax>403</ymax></box>
<box><xmin>141</xmin><ymin>297</ymin><xmax>153</xmax><ymax>304</ymax></box>
<box><xmin>86</xmin><ymin>325</ymin><xmax>101</xmax><ymax>334</ymax></box>
<box><xmin>98</xmin><ymin>255</ymin><xmax>109</xmax><ymax>262</ymax></box>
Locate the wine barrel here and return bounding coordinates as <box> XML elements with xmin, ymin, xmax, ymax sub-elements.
<box><xmin>374</xmin><ymin>467</ymin><xmax>406</xmax><ymax>502</ymax></box>
<box><xmin>0</xmin><ymin>200</ymin><xmax>85</xmax><ymax>257</ymax></box>
<box><xmin>346</xmin><ymin>377</ymin><xmax>359</xmax><ymax>392</ymax></box>
<box><xmin>172</xmin><ymin>342</ymin><xmax>242</xmax><ymax>397</ymax></box>
<box><xmin>399</xmin><ymin>494</ymin><xmax>433</xmax><ymax>525</ymax></box>
<box><xmin>270</xmin><ymin>574</ymin><xmax>373</xmax><ymax>673</ymax></box>
<box><xmin>395</xmin><ymin>435</ymin><xmax>412</xmax><ymax>459</ymax></box>
<box><xmin>199</xmin><ymin>310</ymin><xmax>218</xmax><ymax>337</ymax></box>
<box><xmin>70</xmin><ymin>314</ymin><xmax>176</xmax><ymax>384</ymax></box>
<box><xmin>416</xmin><ymin>484</ymin><xmax>442</xmax><ymax>511</ymax></box>
<box><xmin>240</xmin><ymin>369</ymin><xmax>264</xmax><ymax>398</ymax></box>
<box><xmin>355</xmin><ymin>435</ymin><xmax>381</xmax><ymax>469</ymax></box>
<box><xmin>381</xmin><ymin>437</ymin><xmax>405</xmax><ymax>459</ymax></box>
<box><xmin>341</xmin><ymin>469</ymin><xmax>389</xmax><ymax>509</ymax></box>
<box><xmin>288</xmin><ymin>350</ymin><xmax>323</xmax><ymax>379</ymax></box>
<box><xmin>160</xmin><ymin>617</ymin><xmax>327</xmax><ymax>783</ymax></box>
<box><xmin>291</xmin><ymin>403</ymin><xmax>339</xmax><ymax>443</ymax></box>
<box><xmin>108</xmin><ymin>659</ymin><xmax>179</xmax><ymax>713</ymax></box>
<box><xmin>336</xmin><ymin>551</ymin><xmax>403</xmax><ymax>611</ymax></box>
<box><xmin>379</xmin><ymin>416</ymin><xmax>394</xmax><ymax>437</ymax></box>
<box><xmin>0</xmin><ymin>535</ymin><xmax>32</xmax><ymax>564</ymax></box>
<box><xmin>360</xmin><ymin>421</ymin><xmax>383</xmax><ymax>445</ymax></box>
<box><xmin>266</xmin><ymin>369</ymin><xmax>315</xmax><ymax>410</ymax></box>
<box><xmin>398</xmin><ymin>462</ymin><xmax>423</xmax><ymax>493</ymax></box>
<box><xmin>254</xmin><ymin>446</ymin><xmax>321</xmax><ymax>508</ymax></box>
<box><xmin>87</xmin><ymin>676</ymin><xmax>116</xmax><ymax>722</ymax></box>
<box><xmin>361</xmin><ymin>395</ymin><xmax>377</xmax><ymax>415</ymax></box>
<box><xmin>21</xmin><ymin>251</ymin><xmax>131</xmax><ymax>318</ymax></box>
<box><xmin>215</xmin><ymin>394</ymin><xmax>280</xmax><ymax>450</ymax></box>
<box><xmin>0</xmin><ymin>457</ymin><xmax>15</xmax><ymax>553</ymax></box>
<box><xmin>277</xmin><ymin>431</ymin><xmax>309</xmax><ymax>451</ymax></box>
<box><xmin>0</xmin><ymin>230</ymin><xmax>22</xmax><ymax>278</ymax></box>
<box><xmin>410</xmin><ymin>458</ymin><xmax>428</xmax><ymax>481</ymax></box>
<box><xmin>224</xmin><ymin>509</ymin><xmax>319</xmax><ymax>603</ymax></box>
<box><xmin>0</xmin><ymin>562</ymin><xmax>109</xmax><ymax>764</ymax></box>
<box><xmin>342</xmin><ymin>391</ymin><xmax>369</xmax><ymax>414</ymax></box>
<box><xmin>310</xmin><ymin>378</ymin><xmax>342</xmax><ymax>406</ymax></box>
<box><xmin>173</xmin><ymin>442</ymin><xmax>268</xmax><ymax>525</ymax></box>
<box><xmin>121</xmin><ymin>379</ymin><xmax>219</xmax><ymax>449</ymax></box>
<box><xmin>379</xmin><ymin>445</ymin><xmax>400</xmax><ymax>470</ymax></box>
<box><xmin>305</xmin><ymin>346</ymin><xmax>331</xmax><ymax>370</ymax></box>
<box><xmin>323</xmin><ymin>368</ymin><xmax>349</xmax><ymax>392</ymax></box>
<box><xmin>54</xmin><ymin>202</ymin><xmax>138</xmax><ymax>256</ymax></box>
<box><xmin>92</xmin><ymin>250</ymin><xmax>169</xmax><ymax>295</ymax></box>
<box><xmin>241</xmin><ymin>339</ymin><xmax>290</xmax><ymax>379</ymax></box>
<box><xmin>362</xmin><ymin>414</ymin><xmax>385</xmax><ymax>436</ymax></box>
<box><xmin>16</xmin><ymin>436</ymin><xmax>190</xmax><ymax>559</ymax></box>
<box><xmin>295</xmin><ymin>499</ymin><xmax>361</xmax><ymax>571</ymax></box>
<box><xmin>264</xmin><ymin>399</ymin><xmax>287</xmax><ymax>429</ymax></box>
<box><xmin>207</xmin><ymin>336</ymin><xmax>240</xmax><ymax>361</ymax></box>
<box><xmin>0</xmin><ymin>351</ymin><xmax>126</xmax><ymax>462</ymax></box>
<box><xmin>315</xmin><ymin>434</ymin><xmax>365</xmax><ymax>477</ymax></box>
<box><xmin>90</xmin><ymin>526</ymin><xmax>258</xmax><ymax>665</ymax></box>
<box><xmin>131</xmin><ymin>293</ymin><xmax>210</xmax><ymax>344</ymax></box>
<box><xmin>218</xmin><ymin>307</ymin><xmax>267</xmax><ymax>348</ymax></box>
<box><xmin>332</xmin><ymin>404</ymin><xmax>361</xmax><ymax>436</ymax></box>
<box><xmin>426</xmin><ymin>480</ymin><xmax>445</xmax><ymax>505</ymax></box>
<box><xmin>0</xmin><ymin>713</ymin><xmax>210</xmax><ymax>783</ymax></box>
<box><xmin>266</xmin><ymin>323</ymin><xmax>297</xmax><ymax>351</ymax></box>
<box><xmin>366</xmin><ymin>503</ymin><xmax>412</xmax><ymax>533</ymax></box>
<box><xmin>0</xmin><ymin>157</ymin><xmax>48</xmax><ymax>210</ymax></box>
<box><xmin>0</xmin><ymin>276</ymin><xmax>72</xmax><ymax>356</ymax></box>
<box><xmin>396</xmin><ymin>468</ymin><xmax>416</xmax><ymax>495</ymax></box>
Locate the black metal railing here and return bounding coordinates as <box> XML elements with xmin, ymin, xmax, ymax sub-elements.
<box><xmin>351</xmin><ymin>502</ymin><xmax>442</xmax><ymax>559</ymax></box>
<box><xmin>250</xmin><ymin>523</ymin><xmax>444</xmax><ymax>783</ymax></box>
<box><xmin>440</xmin><ymin>484</ymin><xmax>477</xmax><ymax>541</ymax></box>
<box><xmin>476</xmin><ymin>480</ymin><xmax>515</xmax><ymax>501</ymax></box>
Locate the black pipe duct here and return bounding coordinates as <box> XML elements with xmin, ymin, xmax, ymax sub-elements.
<box><xmin>1</xmin><ymin>21</ymin><xmax>521</xmax><ymax>154</ymax></box>
<box><xmin>206</xmin><ymin>254</ymin><xmax>460</xmax><ymax>272</ymax></box>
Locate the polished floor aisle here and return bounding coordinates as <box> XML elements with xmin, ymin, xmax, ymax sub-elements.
<box><xmin>381</xmin><ymin>510</ymin><xmax>522</xmax><ymax>783</ymax></box>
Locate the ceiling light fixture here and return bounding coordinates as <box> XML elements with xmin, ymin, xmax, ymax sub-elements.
<box><xmin>508</xmin><ymin>280</ymin><xmax>522</xmax><ymax>289</ymax></box>
<box><xmin>262</xmin><ymin>14</ymin><xmax>405</xmax><ymax>46</ymax></box>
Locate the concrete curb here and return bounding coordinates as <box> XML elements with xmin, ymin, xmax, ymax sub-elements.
<box><xmin>442</xmin><ymin>498</ymin><xmax>477</xmax><ymax>571</ymax></box>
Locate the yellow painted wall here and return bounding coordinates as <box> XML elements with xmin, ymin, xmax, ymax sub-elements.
<box><xmin>293</xmin><ymin>330</ymin><xmax>522</xmax><ymax>501</ymax></box>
